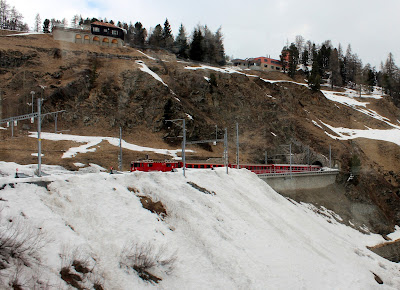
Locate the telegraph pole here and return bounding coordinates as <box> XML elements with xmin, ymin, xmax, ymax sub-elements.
<box><xmin>37</xmin><ymin>98</ymin><xmax>42</xmax><ymax>177</ymax></box>
<box><xmin>119</xmin><ymin>126</ymin><xmax>122</xmax><ymax>171</ymax></box>
<box><xmin>30</xmin><ymin>91</ymin><xmax>35</xmax><ymax>114</ymax></box>
<box><xmin>236</xmin><ymin>122</ymin><xmax>239</xmax><ymax>168</ymax></box>
<box><xmin>224</xmin><ymin>128</ymin><xmax>228</xmax><ymax>174</ymax></box>
<box><xmin>182</xmin><ymin>119</ymin><xmax>186</xmax><ymax>177</ymax></box>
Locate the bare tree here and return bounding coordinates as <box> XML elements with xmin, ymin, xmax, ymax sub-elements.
<box><xmin>34</xmin><ymin>13</ymin><xmax>41</xmax><ymax>32</ymax></box>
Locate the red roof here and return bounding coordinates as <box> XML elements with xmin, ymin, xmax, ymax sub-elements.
<box><xmin>91</xmin><ymin>21</ymin><xmax>120</xmax><ymax>29</ymax></box>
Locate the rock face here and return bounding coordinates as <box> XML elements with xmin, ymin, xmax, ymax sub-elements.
<box><xmin>0</xmin><ymin>34</ymin><xmax>399</xmax><ymax>233</ymax></box>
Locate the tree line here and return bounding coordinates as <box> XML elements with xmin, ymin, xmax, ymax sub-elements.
<box><xmin>281</xmin><ymin>35</ymin><xmax>400</xmax><ymax>106</ymax></box>
<box><xmin>38</xmin><ymin>13</ymin><xmax>226</xmax><ymax>66</ymax></box>
<box><xmin>0</xmin><ymin>0</ymin><xmax>28</xmax><ymax>31</ymax></box>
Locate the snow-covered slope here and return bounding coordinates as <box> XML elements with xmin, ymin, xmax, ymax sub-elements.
<box><xmin>1</xmin><ymin>162</ymin><xmax>399</xmax><ymax>289</ymax></box>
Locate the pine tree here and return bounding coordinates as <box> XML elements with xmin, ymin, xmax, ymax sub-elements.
<box><xmin>42</xmin><ymin>18</ymin><xmax>50</xmax><ymax>33</ymax></box>
<box><xmin>162</xmin><ymin>18</ymin><xmax>173</xmax><ymax>50</ymax></box>
<box><xmin>213</xmin><ymin>27</ymin><xmax>226</xmax><ymax>65</ymax></box>
<box><xmin>189</xmin><ymin>27</ymin><xmax>204</xmax><ymax>62</ymax></box>
<box><xmin>132</xmin><ymin>22</ymin><xmax>147</xmax><ymax>47</ymax></box>
<box><xmin>308</xmin><ymin>59</ymin><xmax>321</xmax><ymax>91</ymax></box>
<box><xmin>288</xmin><ymin>43</ymin><xmax>299</xmax><ymax>78</ymax></box>
<box><xmin>148</xmin><ymin>24</ymin><xmax>163</xmax><ymax>47</ymax></box>
<box><xmin>174</xmin><ymin>23</ymin><xmax>189</xmax><ymax>58</ymax></box>
<box><xmin>329</xmin><ymin>48</ymin><xmax>342</xmax><ymax>89</ymax></box>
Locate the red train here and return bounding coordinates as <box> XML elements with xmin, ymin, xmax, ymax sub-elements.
<box><xmin>130</xmin><ymin>160</ymin><xmax>321</xmax><ymax>175</ymax></box>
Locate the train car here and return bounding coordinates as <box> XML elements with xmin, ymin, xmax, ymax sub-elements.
<box><xmin>130</xmin><ymin>160</ymin><xmax>321</xmax><ymax>174</ymax></box>
<box><xmin>130</xmin><ymin>160</ymin><xmax>180</xmax><ymax>172</ymax></box>
<box><xmin>232</xmin><ymin>164</ymin><xmax>321</xmax><ymax>174</ymax></box>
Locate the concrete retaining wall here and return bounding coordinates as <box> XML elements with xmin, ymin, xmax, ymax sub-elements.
<box><xmin>259</xmin><ymin>171</ymin><xmax>338</xmax><ymax>193</ymax></box>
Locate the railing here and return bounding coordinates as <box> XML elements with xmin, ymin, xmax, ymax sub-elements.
<box><xmin>258</xmin><ymin>169</ymin><xmax>339</xmax><ymax>178</ymax></box>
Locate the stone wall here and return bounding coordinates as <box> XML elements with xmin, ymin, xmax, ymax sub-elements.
<box><xmin>52</xmin><ymin>27</ymin><xmax>124</xmax><ymax>48</ymax></box>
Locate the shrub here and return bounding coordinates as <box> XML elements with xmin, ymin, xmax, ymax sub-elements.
<box><xmin>120</xmin><ymin>241</ymin><xmax>177</xmax><ymax>284</ymax></box>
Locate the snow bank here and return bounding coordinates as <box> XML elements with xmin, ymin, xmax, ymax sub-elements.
<box><xmin>1</xmin><ymin>162</ymin><xmax>399</xmax><ymax>289</ymax></box>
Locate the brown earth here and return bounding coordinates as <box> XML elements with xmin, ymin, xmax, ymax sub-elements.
<box><xmin>0</xmin><ymin>32</ymin><xmax>399</xmax><ymax>233</ymax></box>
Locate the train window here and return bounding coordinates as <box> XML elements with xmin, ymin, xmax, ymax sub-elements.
<box><xmin>200</xmin><ymin>165</ymin><xmax>204</xmax><ymax>168</ymax></box>
<box><xmin>148</xmin><ymin>164</ymin><xmax>153</xmax><ymax>167</ymax></box>
<box><xmin>194</xmin><ymin>165</ymin><xmax>199</xmax><ymax>168</ymax></box>
<box><xmin>206</xmin><ymin>165</ymin><xmax>210</xmax><ymax>168</ymax></box>
<box><xmin>134</xmin><ymin>163</ymin><xmax>140</xmax><ymax>167</ymax></box>
<box><xmin>166</xmin><ymin>163</ymin><xmax>171</xmax><ymax>167</ymax></box>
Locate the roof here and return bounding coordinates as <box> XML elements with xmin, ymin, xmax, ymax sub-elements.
<box><xmin>91</xmin><ymin>21</ymin><xmax>121</xmax><ymax>29</ymax></box>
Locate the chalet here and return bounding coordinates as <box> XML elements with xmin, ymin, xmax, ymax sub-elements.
<box><xmin>232</xmin><ymin>56</ymin><xmax>283</xmax><ymax>72</ymax></box>
<box><xmin>52</xmin><ymin>21</ymin><xmax>125</xmax><ymax>47</ymax></box>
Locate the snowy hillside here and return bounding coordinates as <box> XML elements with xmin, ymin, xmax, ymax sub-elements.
<box><xmin>1</xmin><ymin>162</ymin><xmax>400</xmax><ymax>289</ymax></box>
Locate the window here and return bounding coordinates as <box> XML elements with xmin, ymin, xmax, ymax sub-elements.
<box><xmin>134</xmin><ymin>163</ymin><xmax>140</xmax><ymax>167</ymax></box>
<box><xmin>271</xmin><ymin>66</ymin><xmax>274</xmax><ymax>69</ymax></box>
<box><xmin>194</xmin><ymin>165</ymin><xmax>199</xmax><ymax>168</ymax></box>
<box><xmin>112</xmin><ymin>30</ymin><xmax>118</xmax><ymax>36</ymax></box>
<box><xmin>166</xmin><ymin>163</ymin><xmax>171</xmax><ymax>167</ymax></box>
<box><xmin>276</xmin><ymin>67</ymin><xmax>280</xmax><ymax>70</ymax></box>
<box><xmin>264</xmin><ymin>64</ymin><xmax>268</xmax><ymax>67</ymax></box>
<box><xmin>200</xmin><ymin>165</ymin><xmax>205</xmax><ymax>168</ymax></box>
<box><xmin>103</xmin><ymin>28</ymin><xmax>107</xmax><ymax>33</ymax></box>
<box><xmin>148</xmin><ymin>163</ymin><xmax>153</xmax><ymax>167</ymax></box>
<box><xmin>93</xmin><ymin>27</ymin><xmax>100</xmax><ymax>32</ymax></box>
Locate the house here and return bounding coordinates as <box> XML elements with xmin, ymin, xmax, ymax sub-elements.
<box><xmin>52</xmin><ymin>21</ymin><xmax>125</xmax><ymax>47</ymax></box>
<box><xmin>232</xmin><ymin>56</ymin><xmax>284</xmax><ymax>72</ymax></box>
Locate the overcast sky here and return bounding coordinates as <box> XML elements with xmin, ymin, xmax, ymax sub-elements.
<box><xmin>8</xmin><ymin>0</ymin><xmax>400</xmax><ymax>68</ymax></box>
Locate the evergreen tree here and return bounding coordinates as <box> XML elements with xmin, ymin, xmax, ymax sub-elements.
<box><xmin>308</xmin><ymin>59</ymin><xmax>321</xmax><ymax>91</ymax></box>
<box><xmin>42</xmin><ymin>18</ymin><xmax>50</xmax><ymax>33</ymax></box>
<box><xmin>174</xmin><ymin>23</ymin><xmax>189</xmax><ymax>58</ymax></box>
<box><xmin>189</xmin><ymin>27</ymin><xmax>204</xmax><ymax>62</ymax></box>
<box><xmin>148</xmin><ymin>24</ymin><xmax>163</xmax><ymax>47</ymax></box>
<box><xmin>329</xmin><ymin>48</ymin><xmax>342</xmax><ymax>89</ymax></box>
<box><xmin>162</xmin><ymin>18</ymin><xmax>173</xmax><ymax>50</ymax></box>
<box><xmin>288</xmin><ymin>43</ymin><xmax>299</xmax><ymax>78</ymax></box>
<box><xmin>132</xmin><ymin>22</ymin><xmax>147</xmax><ymax>47</ymax></box>
<box><xmin>213</xmin><ymin>27</ymin><xmax>226</xmax><ymax>65</ymax></box>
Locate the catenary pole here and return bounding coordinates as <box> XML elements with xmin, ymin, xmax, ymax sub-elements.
<box><xmin>182</xmin><ymin>119</ymin><xmax>186</xmax><ymax>177</ymax></box>
<box><xmin>119</xmin><ymin>126</ymin><xmax>122</xmax><ymax>171</ymax></box>
<box><xmin>236</xmin><ymin>122</ymin><xmax>239</xmax><ymax>168</ymax></box>
<box><xmin>37</xmin><ymin>98</ymin><xmax>42</xmax><ymax>177</ymax></box>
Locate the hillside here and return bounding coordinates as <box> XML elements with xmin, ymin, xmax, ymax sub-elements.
<box><xmin>0</xmin><ymin>33</ymin><xmax>399</xmax><ymax>233</ymax></box>
<box><xmin>1</xmin><ymin>163</ymin><xmax>400</xmax><ymax>289</ymax></box>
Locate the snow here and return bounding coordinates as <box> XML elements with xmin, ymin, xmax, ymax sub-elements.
<box><xmin>312</xmin><ymin>120</ymin><xmax>324</xmax><ymax>130</ymax></box>
<box><xmin>135</xmin><ymin>60</ymin><xmax>168</xmax><ymax>87</ymax></box>
<box><xmin>321</xmin><ymin>89</ymin><xmax>398</xmax><ymax>128</ymax></box>
<box><xmin>136</xmin><ymin>50</ymin><xmax>156</xmax><ymax>60</ymax></box>
<box><xmin>28</xmin><ymin>131</ymin><xmax>192</xmax><ymax>159</ymax></box>
<box><xmin>73</xmin><ymin>162</ymin><xmax>85</xmax><ymax>167</ymax></box>
<box><xmin>319</xmin><ymin>121</ymin><xmax>400</xmax><ymax>146</ymax></box>
<box><xmin>1</xmin><ymin>162</ymin><xmax>399</xmax><ymax>289</ymax></box>
<box><xmin>271</xmin><ymin>132</ymin><xmax>277</xmax><ymax>137</ymax></box>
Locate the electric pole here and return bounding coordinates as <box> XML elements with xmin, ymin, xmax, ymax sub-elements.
<box><xmin>236</xmin><ymin>122</ymin><xmax>239</xmax><ymax>168</ymax></box>
<box><xmin>37</xmin><ymin>98</ymin><xmax>42</xmax><ymax>177</ymax></box>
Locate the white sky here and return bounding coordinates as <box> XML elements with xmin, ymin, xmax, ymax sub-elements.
<box><xmin>8</xmin><ymin>0</ymin><xmax>400</xmax><ymax>67</ymax></box>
